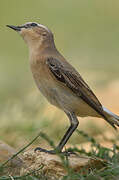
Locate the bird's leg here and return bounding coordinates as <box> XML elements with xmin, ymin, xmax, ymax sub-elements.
<box><xmin>56</xmin><ymin>112</ymin><xmax>79</xmax><ymax>153</ymax></box>
<box><xmin>35</xmin><ymin>112</ymin><xmax>79</xmax><ymax>155</ymax></box>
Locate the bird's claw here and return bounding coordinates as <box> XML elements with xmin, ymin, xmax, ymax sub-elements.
<box><xmin>34</xmin><ymin>147</ymin><xmax>56</xmax><ymax>154</ymax></box>
<box><xmin>34</xmin><ymin>147</ymin><xmax>77</xmax><ymax>156</ymax></box>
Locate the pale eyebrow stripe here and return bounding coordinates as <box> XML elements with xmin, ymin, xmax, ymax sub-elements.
<box><xmin>22</xmin><ymin>22</ymin><xmax>50</xmax><ymax>32</ymax></box>
<box><xmin>37</xmin><ymin>23</ymin><xmax>50</xmax><ymax>32</ymax></box>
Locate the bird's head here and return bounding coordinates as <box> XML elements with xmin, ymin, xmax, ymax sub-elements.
<box><xmin>7</xmin><ymin>22</ymin><xmax>54</xmax><ymax>49</ymax></box>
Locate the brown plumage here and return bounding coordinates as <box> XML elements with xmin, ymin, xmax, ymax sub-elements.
<box><xmin>7</xmin><ymin>22</ymin><xmax>119</xmax><ymax>154</ymax></box>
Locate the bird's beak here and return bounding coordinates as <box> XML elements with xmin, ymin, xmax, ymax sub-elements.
<box><xmin>6</xmin><ymin>25</ymin><xmax>22</xmax><ymax>32</ymax></box>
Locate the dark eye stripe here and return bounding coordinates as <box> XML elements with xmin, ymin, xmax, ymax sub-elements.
<box><xmin>23</xmin><ymin>23</ymin><xmax>38</xmax><ymax>28</ymax></box>
<box><xmin>24</xmin><ymin>24</ymin><xmax>31</xmax><ymax>28</ymax></box>
<box><xmin>31</xmin><ymin>23</ymin><xmax>37</xmax><ymax>27</ymax></box>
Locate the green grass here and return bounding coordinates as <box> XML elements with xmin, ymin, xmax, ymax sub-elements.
<box><xmin>0</xmin><ymin>130</ymin><xmax>119</xmax><ymax>179</ymax></box>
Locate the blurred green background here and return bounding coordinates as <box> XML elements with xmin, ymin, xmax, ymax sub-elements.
<box><xmin>0</xmin><ymin>0</ymin><xmax>119</xmax><ymax>148</ymax></box>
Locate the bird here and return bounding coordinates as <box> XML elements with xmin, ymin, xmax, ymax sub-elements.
<box><xmin>7</xmin><ymin>22</ymin><xmax>119</xmax><ymax>154</ymax></box>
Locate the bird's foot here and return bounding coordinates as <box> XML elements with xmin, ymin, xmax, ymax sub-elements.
<box><xmin>34</xmin><ymin>147</ymin><xmax>77</xmax><ymax>156</ymax></box>
<box><xmin>34</xmin><ymin>147</ymin><xmax>57</xmax><ymax>154</ymax></box>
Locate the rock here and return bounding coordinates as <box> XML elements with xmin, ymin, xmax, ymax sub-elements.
<box><xmin>0</xmin><ymin>140</ymin><xmax>23</xmax><ymax>176</ymax></box>
<box><xmin>0</xmin><ymin>141</ymin><xmax>107</xmax><ymax>179</ymax></box>
<box><xmin>21</xmin><ymin>149</ymin><xmax>106</xmax><ymax>179</ymax></box>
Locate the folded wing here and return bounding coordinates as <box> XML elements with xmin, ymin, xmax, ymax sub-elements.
<box><xmin>46</xmin><ymin>57</ymin><xmax>117</xmax><ymax>129</ymax></box>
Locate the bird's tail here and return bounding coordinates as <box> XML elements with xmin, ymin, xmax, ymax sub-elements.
<box><xmin>102</xmin><ymin>106</ymin><xmax>119</xmax><ymax>130</ymax></box>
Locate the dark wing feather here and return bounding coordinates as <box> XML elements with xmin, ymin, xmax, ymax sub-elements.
<box><xmin>46</xmin><ymin>57</ymin><xmax>116</xmax><ymax>129</ymax></box>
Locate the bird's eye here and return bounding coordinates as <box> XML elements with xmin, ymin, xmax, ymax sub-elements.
<box><xmin>31</xmin><ymin>23</ymin><xmax>37</xmax><ymax>27</ymax></box>
<box><xmin>24</xmin><ymin>23</ymin><xmax>38</xmax><ymax>28</ymax></box>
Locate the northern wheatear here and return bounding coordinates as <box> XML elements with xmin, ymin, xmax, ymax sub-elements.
<box><xmin>7</xmin><ymin>22</ymin><xmax>119</xmax><ymax>154</ymax></box>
